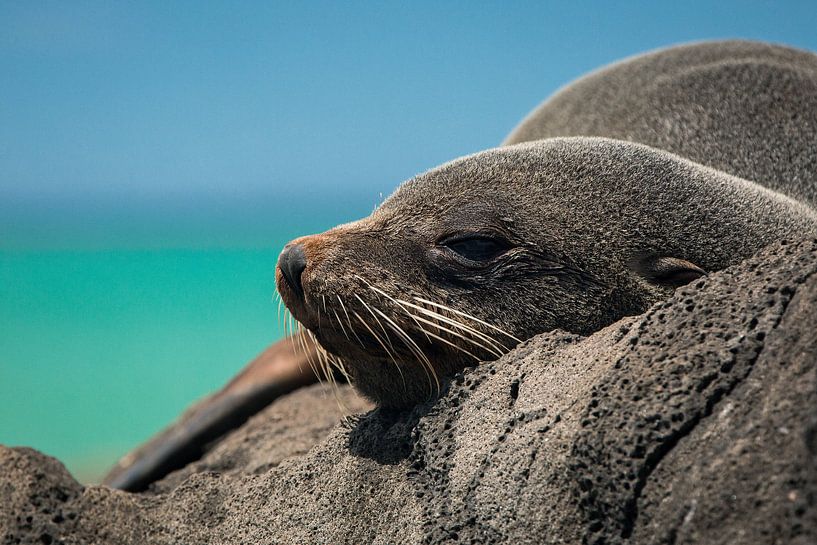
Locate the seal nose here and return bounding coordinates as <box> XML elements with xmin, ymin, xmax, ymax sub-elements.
<box><xmin>278</xmin><ymin>243</ymin><xmax>308</xmax><ymax>298</ymax></box>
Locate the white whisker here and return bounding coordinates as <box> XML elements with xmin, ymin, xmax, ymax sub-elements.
<box><xmin>408</xmin><ymin>320</ymin><xmax>482</xmax><ymax>362</ymax></box>
<box><xmin>338</xmin><ymin>296</ymin><xmax>365</xmax><ymax>348</ymax></box>
<box><xmin>413</xmin><ymin>296</ymin><xmax>522</xmax><ymax>343</ymax></box>
<box><xmin>355</xmin><ymin>294</ymin><xmax>396</xmax><ymax>351</ymax></box>
<box><xmin>401</xmin><ymin>309</ymin><xmax>504</xmax><ymax>359</ymax></box>
<box><xmin>372</xmin><ymin>305</ymin><xmax>440</xmax><ymax>394</ymax></box>
<box><xmin>296</xmin><ymin>323</ymin><xmax>322</xmax><ymax>381</ymax></box>
<box><xmin>352</xmin><ymin>310</ymin><xmax>406</xmax><ymax>387</ymax></box>
<box><xmin>332</xmin><ymin>308</ymin><xmax>351</xmax><ymax>341</ymax></box>
<box><xmin>361</xmin><ymin>282</ymin><xmax>432</xmax><ymax>343</ymax></box>
<box><xmin>395</xmin><ymin>298</ymin><xmax>509</xmax><ymax>355</ymax></box>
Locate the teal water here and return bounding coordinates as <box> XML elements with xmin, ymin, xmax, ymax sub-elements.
<box><xmin>0</xmin><ymin>196</ymin><xmax>374</xmax><ymax>483</ymax></box>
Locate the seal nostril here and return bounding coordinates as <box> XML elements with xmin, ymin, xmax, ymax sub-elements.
<box><xmin>278</xmin><ymin>243</ymin><xmax>308</xmax><ymax>298</ymax></box>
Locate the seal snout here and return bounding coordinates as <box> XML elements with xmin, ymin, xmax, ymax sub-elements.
<box><xmin>278</xmin><ymin>242</ymin><xmax>308</xmax><ymax>298</ymax></box>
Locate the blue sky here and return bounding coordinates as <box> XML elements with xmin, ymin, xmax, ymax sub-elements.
<box><xmin>2</xmin><ymin>1</ymin><xmax>817</xmax><ymax>244</ymax></box>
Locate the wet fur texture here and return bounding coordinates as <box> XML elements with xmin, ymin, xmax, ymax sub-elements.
<box><xmin>278</xmin><ymin>40</ymin><xmax>817</xmax><ymax>408</ymax></box>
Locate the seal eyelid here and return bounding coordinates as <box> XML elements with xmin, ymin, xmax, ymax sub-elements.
<box><xmin>438</xmin><ymin>234</ymin><xmax>512</xmax><ymax>262</ymax></box>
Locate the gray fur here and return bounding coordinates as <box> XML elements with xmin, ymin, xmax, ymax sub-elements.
<box><xmin>505</xmin><ymin>40</ymin><xmax>817</xmax><ymax>206</ymax></box>
<box><xmin>279</xmin><ymin>41</ymin><xmax>817</xmax><ymax>408</ymax></box>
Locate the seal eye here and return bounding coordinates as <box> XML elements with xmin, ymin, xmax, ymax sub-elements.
<box><xmin>442</xmin><ymin>235</ymin><xmax>510</xmax><ymax>262</ymax></box>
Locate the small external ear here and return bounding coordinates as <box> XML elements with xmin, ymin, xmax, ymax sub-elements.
<box><xmin>631</xmin><ymin>255</ymin><xmax>707</xmax><ymax>288</ymax></box>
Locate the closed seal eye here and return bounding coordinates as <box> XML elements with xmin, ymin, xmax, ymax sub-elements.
<box><xmin>439</xmin><ymin>234</ymin><xmax>512</xmax><ymax>263</ymax></box>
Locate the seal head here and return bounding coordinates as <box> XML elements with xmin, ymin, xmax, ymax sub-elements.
<box><xmin>277</xmin><ymin>137</ymin><xmax>817</xmax><ymax>408</ymax></box>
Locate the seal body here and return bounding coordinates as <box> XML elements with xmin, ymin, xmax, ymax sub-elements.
<box><xmin>505</xmin><ymin>40</ymin><xmax>817</xmax><ymax>206</ymax></box>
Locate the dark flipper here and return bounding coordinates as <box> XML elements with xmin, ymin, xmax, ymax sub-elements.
<box><xmin>102</xmin><ymin>333</ymin><xmax>320</xmax><ymax>492</ymax></box>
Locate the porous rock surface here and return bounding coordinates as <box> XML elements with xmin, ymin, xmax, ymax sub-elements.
<box><xmin>2</xmin><ymin>238</ymin><xmax>816</xmax><ymax>545</ymax></box>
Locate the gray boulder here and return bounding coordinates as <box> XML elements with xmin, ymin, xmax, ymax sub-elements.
<box><xmin>2</xmin><ymin>237</ymin><xmax>816</xmax><ymax>544</ymax></box>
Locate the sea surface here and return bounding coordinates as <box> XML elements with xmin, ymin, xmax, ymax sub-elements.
<box><xmin>0</xmin><ymin>194</ymin><xmax>374</xmax><ymax>483</ymax></box>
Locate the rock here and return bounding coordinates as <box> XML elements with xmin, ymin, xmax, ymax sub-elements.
<box><xmin>2</xmin><ymin>238</ymin><xmax>816</xmax><ymax>545</ymax></box>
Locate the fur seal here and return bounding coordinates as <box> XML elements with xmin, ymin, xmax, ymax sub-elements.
<box><xmin>105</xmin><ymin>39</ymin><xmax>817</xmax><ymax>490</ymax></box>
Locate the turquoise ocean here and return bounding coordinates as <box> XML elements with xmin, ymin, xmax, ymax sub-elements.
<box><xmin>0</xmin><ymin>194</ymin><xmax>374</xmax><ymax>483</ymax></box>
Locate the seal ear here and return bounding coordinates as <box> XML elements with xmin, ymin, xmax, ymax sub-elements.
<box><xmin>631</xmin><ymin>255</ymin><xmax>707</xmax><ymax>288</ymax></box>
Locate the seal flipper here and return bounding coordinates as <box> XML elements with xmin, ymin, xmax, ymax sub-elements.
<box><xmin>632</xmin><ymin>255</ymin><xmax>707</xmax><ymax>288</ymax></box>
<box><xmin>102</xmin><ymin>333</ymin><xmax>320</xmax><ymax>492</ymax></box>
